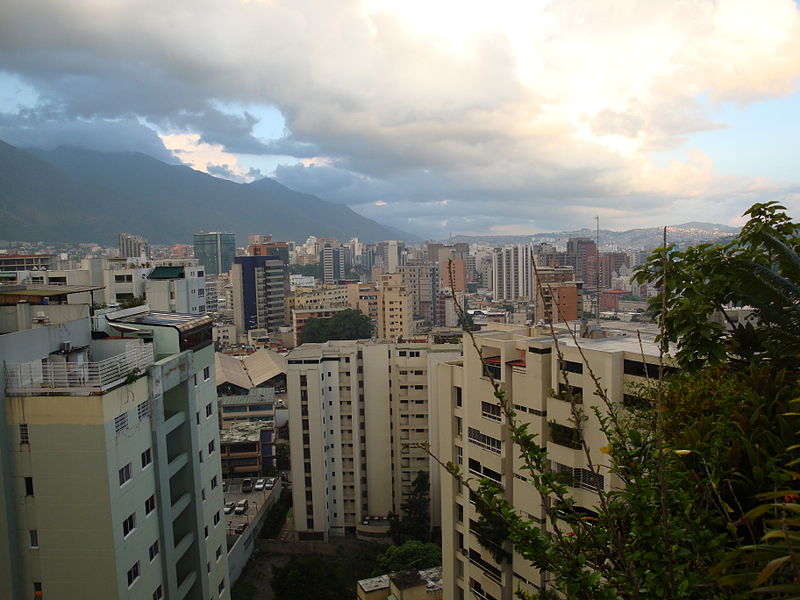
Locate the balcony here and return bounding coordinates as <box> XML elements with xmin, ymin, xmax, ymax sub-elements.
<box><xmin>5</xmin><ymin>344</ymin><xmax>154</xmax><ymax>396</ymax></box>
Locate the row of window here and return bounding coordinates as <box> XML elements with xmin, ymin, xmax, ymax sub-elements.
<box><xmin>118</xmin><ymin>447</ymin><xmax>153</xmax><ymax>486</ymax></box>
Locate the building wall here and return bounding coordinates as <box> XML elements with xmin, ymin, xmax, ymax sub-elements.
<box><xmin>437</xmin><ymin>328</ymin><xmax>661</xmax><ymax>600</ymax></box>
<box><xmin>287</xmin><ymin>341</ymin><xmax>460</xmax><ymax>541</ymax></box>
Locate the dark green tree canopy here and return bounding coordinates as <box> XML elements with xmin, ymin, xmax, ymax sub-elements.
<box><xmin>299</xmin><ymin>308</ymin><xmax>373</xmax><ymax>344</ymax></box>
<box><xmin>375</xmin><ymin>540</ymin><xmax>441</xmax><ymax>574</ymax></box>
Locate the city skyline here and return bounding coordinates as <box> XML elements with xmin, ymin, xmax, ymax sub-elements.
<box><xmin>1</xmin><ymin>1</ymin><xmax>799</xmax><ymax>238</ymax></box>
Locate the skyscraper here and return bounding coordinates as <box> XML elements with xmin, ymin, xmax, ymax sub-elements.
<box><xmin>232</xmin><ymin>255</ymin><xmax>288</xmax><ymax>335</ymax></box>
<box><xmin>193</xmin><ymin>232</ymin><xmax>235</xmax><ymax>276</ymax></box>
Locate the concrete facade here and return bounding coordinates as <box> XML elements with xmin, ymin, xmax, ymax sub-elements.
<box><xmin>286</xmin><ymin>340</ymin><xmax>460</xmax><ymax>541</ymax></box>
<box><xmin>0</xmin><ymin>307</ymin><xmax>231</xmax><ymax>600</ymax></box>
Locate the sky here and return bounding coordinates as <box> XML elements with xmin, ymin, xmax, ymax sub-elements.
<box><xmin>1</xmin><ymin>0</ymin><xmax>800</xmax><ymax>239</ymax></box>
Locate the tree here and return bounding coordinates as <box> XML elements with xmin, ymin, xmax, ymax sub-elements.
<box><xmin>271</xmin><ymin>555</ymin><xmax>347</xmax><ymax>600</ymax></box>
<box><xmin>275</xmin><ymin>442</ymin><xmax>290</xmax><ymax>470</ymax></box>
<box><xmin>389</xmin><ymin>471</ymin><xmax>431</xmax><ymax>544</ymax></box>
<box><xmin>436</xmin><ymin>205</ymin><xmax>800</xmax><ymax>599</ymax></box>
<box><xmin>375</xmin><ymin>540</ymin><xmax>442</xmax><ymax>574</ymax></box>
<box><xmin>299</xmin><ymin>309</ymin><xmax>372</xmax><ymax>344</ymax></box>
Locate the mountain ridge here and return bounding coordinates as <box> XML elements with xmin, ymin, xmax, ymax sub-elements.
<box><xmin>0</xmin><ymin>139</ymin><xmax>413</xmax><ymax>245</ymax></box>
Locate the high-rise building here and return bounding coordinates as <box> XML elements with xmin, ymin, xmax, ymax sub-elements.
<box><xmin>378</xmin><ymin>273</ymin><xmax>411</xmax><ymax>340</ymax></box>
<box><xmin>436</xmin><ymin>325</ymin><xmax>664</xmax><ymax>600</ymax></box>
<box><xmin>232</xmin><ymin>255</ymin><xmax>288</xmax><ymax>336</ymax></box>
<box><xmin>492</xmin><ymin>245</ymin><xmax>533</xmax><ymax>301</ymax></box>
<box><xmin>286</xmin><ymin>340</ymin><xmax>460</xmax><ymax>540</ymax></box>
<box><xmin>0</xmin><ymin>303</ymin><xmax>230</xmax><ymax>600</ymax></box>
<box><xmin>399</xmin><ymin>263</ymin><xmax>441</xmax><ymax>325</ymax></box>
<box><xmin>119</xmin><ymin>233</ymin><xmax>150</xmax><ymax>260</ymax></box>
<box><xmin>193</xmin><ymin>232</ymin><xmax>235</xmax><ymax>276</ymax></box>
<box><xmin>320</xmin><ymin>243</ymin><xmax>346</xmax><ymax>284</ymax></box>
<box><xmin>247</xmin><ymin>235</ymin><xmax>290</xmax><ymax>265</ymax></box>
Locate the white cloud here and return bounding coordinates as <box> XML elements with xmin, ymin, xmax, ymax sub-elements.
<box><xmin>1</xmin><ymin>0</ymin><xmax>799</xmax><ymax>234</ymax></box>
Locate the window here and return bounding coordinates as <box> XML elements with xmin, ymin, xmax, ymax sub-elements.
<box><xmin>34</xmin><ymin>583</ymin><xmax>42</xmax><ymax>597</ymax></box>
<box><xmin>115</xmin><ymin>412</ymin><xmax>129</xmax><ymax>434</ymax></box>
<box><xmin>29</xmin><ymin>530</ymin><xmax>38</xmax><ymax>549</ymax></box>
<box><xmin>153</xmin><ymin>585</ymin><xmax>163</xmax><ymax>600</ymax></box>
<box><xmin>141</xmin><ymin>448</ymin><xmax>152</xmax><ymax>468</ymax></box>
<box><xmin>211</xmin><ymin>476</ymin><xmax>218</xmax><ymax>490</ymax></box>
<box><xmin>137</xmin><ymin>400</ymin><xmax>150</xmax><ymax>420</ymax></box>
<box><xmin>123</xmin><ymin>513</ymin><xmax>136</xmax><ymax>537</ymax></box>
<box><xmin>208</xmin><ymin>440</ymin><xmax>216</xmax><ymax>454</ymax></box>
<box><xmin>216</xmin><ymin>545</ymin><xmax>222</xmax><ymax>560</ymax></box>
<box><xmin>127</xmin><ymin>561</ymin><xmax>140</xmax><ymax>587</ymax></box>
<box><xmin>202</xmin><ymin>487</ymin><xmax>206</xmax><ymax>501</ymax></box>
<box><xmin>19</xmin><ymin>424</ymin><xmax>29</xmax><ymax>444</ymax></box>
<box><xmin>204</xmin><ymin>526</ymin><xmax>209</xmax><ymax>539</ymax></box>
<box><xmin>213</xmin><ymin>511</ymin><xmax>220</xmax><ymax>526</ymax></box>
<box><xmin>481</xmin><ymin>401</ymin><xmax>501</xmax><ymax>422</ymax></box>
<box><xmin>199</xmin><ymin>450</ymin><xmax>204</xmax><ymax>463</ymax></box>
<box><xmin>119</xmin><ymin>463</ymin><xmax>132</xmax><ymax>486</ymax></box>
<box><xmin>203</xmin><ymin>366</ymin><xmax>211</xmax><ymax>381</ymax></box>
<box><xmin>145</xmin><ymin>495</ymin><xmax>156</xmax><ymax>515</ymax></box>
<box><xmin>148</xmin><ymin>540</ymin><xmax>159</xmax><ymax>561</ymax></box>
<box><xmin>219</xmin><ymin>579</ymin><xmax>226</xmax><ymax>594</ymax></box>
<box><xmin>25</xmin><ymin>477</ymin><xmax>34</xmax><ymax>496</ymax></box>
<box><xmin>196</xmin><ymin>411</ymin><xmax>200</xmax><ymax>425</ymax></box>
<box><xmin>206</xmin><ymin>403</ymin><xmax>213</xmax><ymax>417</ymax></box>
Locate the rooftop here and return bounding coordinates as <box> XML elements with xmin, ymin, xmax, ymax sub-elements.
<box><xmin>109</xmin><ymin>310</ymin><xmax>213</xmax><ymax>332</ymax></box>
<box><xmin>216</xmin><ymin>349</ymin><xmax>287</xmax><ymax>390</ymax></box>
<box><xmin>357</xmin><ymin>575</ymin><xmax>390</xmax><ymax>593</ymax></box>
<box><xmin>220</xmin><ymin>421</ymin><xmax>269</xmax><ymax>444</ymax></box>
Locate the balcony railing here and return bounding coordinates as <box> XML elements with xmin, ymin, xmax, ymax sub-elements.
<box><xmin>5</xmin><ymin>345</ymin><xmax>154</xmax><ymax>395</ymax></box>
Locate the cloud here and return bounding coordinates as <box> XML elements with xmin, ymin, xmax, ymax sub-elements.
<box><xmin>0</xmin><ymin>0</ymin><xmax>799</xmax><ymax>235</ymax></box>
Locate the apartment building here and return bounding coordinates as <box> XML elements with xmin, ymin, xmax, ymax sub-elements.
<box><xmin>145</xmin><ymin>265</ymin><xmax>207</xmax><ymax>315</ymax></box>
<box><xmin>398</xmin><ymin>263</ymin><xmax>440</xmax><ymax>325</ymax></box>
<box><xmin>232</xmin><ymin>255</ymin><xmax>288</xmax><ymax>336</ymax></box>
<box><xmin>0</xmin><ymin>302</ymin><xmax>230</xmax><ymax>600</ymax></box>
<box><xmin>286</xmin><ymin>340</ymin><xmax>460</xmax><ymax>541</ymax></box>
<box><xmin>436</xmin><ymin>325</ymin><xmax>663</xmax><ymax>600</ymax></box>
<box><xmin>378</xmin><ymin>273</ymin><xmax>411</xmax><ymax>340</ymax></box>
<box><xmin>119</xmin><ymin>233</ymin><xmax>150</xmax><ymax>260</ymax></box>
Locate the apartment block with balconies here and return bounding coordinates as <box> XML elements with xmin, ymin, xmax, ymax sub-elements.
<box><xmin>0</xmin><ymin>303</ymin><xmax>230</xmax><ymax>600</ymax></box>
<box><xmin>436</xmin><ymin>324</ymin><xmax>664</xmax><ymax>600</ymax></box>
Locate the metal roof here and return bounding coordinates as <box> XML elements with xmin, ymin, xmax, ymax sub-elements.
<box><xmin>109</xmin><ymin>311</ymin><xmax>212</xmax><ymax>332</ymax></box>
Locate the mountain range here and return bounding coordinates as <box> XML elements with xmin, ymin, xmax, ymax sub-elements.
<box><xmin>446</xmin><ymin>222</ymin><xmax>740</xmax><ymax>250</ymax></box>
<box><xmin>0</xmin><ymin>139</ymin><xmax>412</xmax><ymax>245</ymax></box>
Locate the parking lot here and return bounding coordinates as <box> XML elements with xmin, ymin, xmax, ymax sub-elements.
<box><xmin>223</xmin><ymin>478</ymin><xmax>279</xmax><ymax>536</ymax></box>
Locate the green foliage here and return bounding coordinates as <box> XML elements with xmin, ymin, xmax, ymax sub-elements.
<box><xmin>389</xmin><ymin>471</ymin><xmax>432</xmax><ymax>544</ymax></box>
<box><xmin>259</xmin><ymin>489</ymin><xmax>292</xmax><ymax>539</ymax></box>
<box><xmin>276</xmin><ymin>442</ymin><xmax>290</xmax><ymax>470</ymax></box>
<box><xmin>120</xmin><ymin>295</ymin><xmax>146</xmax><ymax>309</ymax></box>
<box><xmin>299</xmin><ymin>308</ymin><xmax>373</xmax><ymax>344</ymax></box>
<box><xmin>634</xmin><ymin>202</ymin><xmax>800</xmax><ymax>370</ymax></box>
<box><xmin>271</xmin><ymin>543</ymin><xmax>386</xmax><ymax>600</ymax></box>
<box><xmin>288</xmin><ymin>263</ymin><xmax>321</xmax><ymax>278</ymax></box>
<box><xmin>375</xmin><ymin>540</ymin><xmax>442</xmax><ymax>574</ymax></box>
<box><xmin>271</xmin><ymin>555</ymin><xmax>348</xmax><ymax>600</ymax></box>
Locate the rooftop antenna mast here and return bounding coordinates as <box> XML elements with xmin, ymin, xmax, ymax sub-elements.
<box><xmin>595</xmin><ymin>215</ymin><xmax>600</xmax><ymax>325</ymax></box>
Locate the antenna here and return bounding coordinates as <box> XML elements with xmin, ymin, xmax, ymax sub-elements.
<box><xmin>595</xmin><ymin>216</ymin><xmax>600</xmax><ymax>324</ymax></box>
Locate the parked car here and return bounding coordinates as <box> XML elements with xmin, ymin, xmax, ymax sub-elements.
<box><xmin>223</xmin><ymin>501</ymin><xmax>236</xmax><ymax>515</ymax></box>
<box><xmin>234</xmin><ymin>499</ymin><xmax>249</xmax><ymax>515</ymax></box>
<box><xmin>265</xmin><ymin>477</ymin><xmax>277</xmax><ymax>490</ymax></box>
<box><xmin>234</xmin><ymin>522</ymin><xmax>247</xmax><ymax>534</ymax></box>
<box><xmin>241</xmin><ymin>478</ymin><xmax>253</xmax><ymax>493</ymax></box>
<box><xmin>254</xmin><ymin>478</ymin><xmax>266</xmax><ymax>491</ymax></box>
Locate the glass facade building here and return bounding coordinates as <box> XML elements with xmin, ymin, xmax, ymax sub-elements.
<box><xmin>193</xmin><ymin>232</ymin><xmax>235</xmax><ymax>276</ymax></box>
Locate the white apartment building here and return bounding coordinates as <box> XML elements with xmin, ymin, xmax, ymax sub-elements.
<box><xmin>286</xmin><ymin>340</ymin><xmax>460</xmax><ymax>541</ymax></box>
<box><xmin>0</xmin><ymin>301</ymin><xmax>230</xmax><ymax>600</ymax></box>
<box><xmin>436</xmin><ymin>325</ymin><xmax>664</xmax><ymax>600</ymax></box>
<box><xmin>145</xmin><ymin>265</ymin><xmax>207</xmax><ymax>315</ymax></box>
<box><xmin>491</xmin><ymin>245</ymin><xmax>533</xmax><ymax>302</ymax></box>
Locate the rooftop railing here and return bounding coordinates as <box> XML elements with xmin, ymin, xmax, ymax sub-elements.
<box><xmin>5</xmin><ymin>344</ymin><xmax>154</xmax><ymax>395</ymax></box>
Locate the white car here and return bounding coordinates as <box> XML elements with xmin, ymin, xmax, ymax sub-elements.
<box><xmin>265</xmin><ymin>477</ymin><xmax>277</xmax><ymax>490</ymax></box>
<box><xmin>254</xmin><ymin>478</ymin><xmax>266</xmax><ymax>491</ymax></box>
<box><xmin>223</xmin><ymin>501</ymin><xmax>236</xmax><ymax>515</ymax></box>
